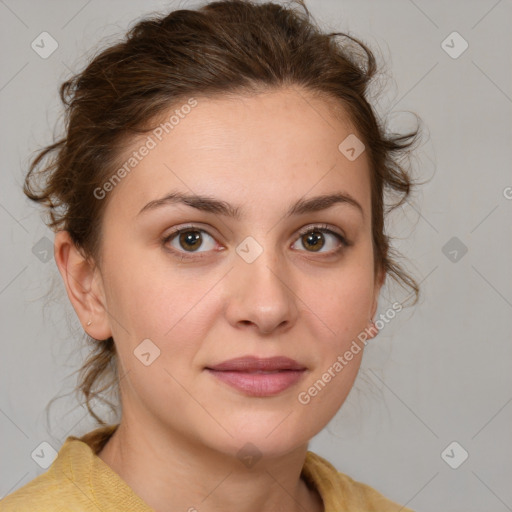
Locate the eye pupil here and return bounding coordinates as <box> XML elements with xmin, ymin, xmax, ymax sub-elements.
<box><xmin>303</xmin><ymin>231</ymin><xmax>324</xmax><ymax>252</ymax></box>
<box><xmin>179</xmin><ymin>230</ymin><xmax>202</xmax><ymax>251</ymax></box>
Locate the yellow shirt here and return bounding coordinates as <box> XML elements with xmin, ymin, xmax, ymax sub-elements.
<box><xmin>0</xmin><ymin>425</ymin><xmax>414</xmax><ymax>511</ymax></box>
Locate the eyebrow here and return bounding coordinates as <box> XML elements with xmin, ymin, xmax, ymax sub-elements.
<box><xmin>137</xmin><ymin>190</ymin><xmax>364</xmax><ymax>219</ymax></box>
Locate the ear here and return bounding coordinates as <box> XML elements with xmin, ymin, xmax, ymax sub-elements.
<box><xmin>53</xmin><ymin>231</ymin><xmax>112</xmax><ymax>340</ymax></box>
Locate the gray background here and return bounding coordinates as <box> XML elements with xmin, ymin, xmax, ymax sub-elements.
<box><xmin>1</xmin><ymin>1</ymin><xmax>511</xmax><ymax>511</ymax></box>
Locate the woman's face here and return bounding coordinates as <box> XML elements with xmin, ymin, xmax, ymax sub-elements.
<box><xmin>92</xmin><ymin>87</ymin><xmax>382</xmax><ymax>456</ymax></box>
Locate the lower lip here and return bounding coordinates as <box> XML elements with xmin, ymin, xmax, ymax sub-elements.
<box><xmin>206</xmin><ymin>369</ymin><xmax>305</xmax><ymax>397</ymax></box>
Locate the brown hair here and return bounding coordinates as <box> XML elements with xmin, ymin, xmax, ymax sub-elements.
<box><xmin>26</xmin><ymin>0</ymin><xmax>421</xmax><ymax>426</ymax></box>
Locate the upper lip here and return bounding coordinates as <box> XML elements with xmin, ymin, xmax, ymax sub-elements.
<box><xmin>206</xmin><ymin>356</ymin><xmax>306</xmax><ymax>372</ymax></box>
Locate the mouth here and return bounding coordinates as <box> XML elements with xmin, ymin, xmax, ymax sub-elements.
<box><xmin>205</xmin><ymin>356</ymin><xmax>307</xmax><ymax>397</ymax></box>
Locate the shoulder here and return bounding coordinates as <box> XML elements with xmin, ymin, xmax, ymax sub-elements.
<box><xmin>1</xmin><ymin>424</ymin><xmax>142</xmax><ymax>512</ymax></box>
<box><xmin>303</xmin><ymin>451</ymin><xmax>415</xmax><ymax>512</ymax></box>
<box><xmin>0</xmin><ymin>466</ymin><xmax>75</xmax><ymax>512</ymax></box>
<box><xmin>0</xmin><ymin>428</ymin><xmax>114</xmax><ymax>512</ymax></box>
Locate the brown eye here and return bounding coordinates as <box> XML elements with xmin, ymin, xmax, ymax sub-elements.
<box><xmin>291</xmin><ymin>226</ymin><xmax>347</xmax><ymax>254</ymax></box>
<box><xmin>178</xmin><ymin>230</ymin><xmax>202</xmax><ymax>251</ymax></box>
<box><xmin>301</xmin><ymin>231</ymin><xmax>325</xmax><ymax>252</ymax></box>
<box><xmin>164</xmin><ymin>228</ymin><xmax>217</xmax><ymax>254</ymax></box>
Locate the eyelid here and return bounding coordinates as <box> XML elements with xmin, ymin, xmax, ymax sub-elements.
<box><xmin>295</xmin><ymin>223</ymin><xmax>348</xmax><ymax>243</ymax></box>
<box><xmin>162</xmin><ymin>222</ymin><xmax>221</xmax><ymax>244</ymax></box>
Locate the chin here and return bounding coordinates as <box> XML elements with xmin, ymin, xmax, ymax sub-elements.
<box><xmin>203</xmin><ymin>412</ymin><xmax>316</xmax><ymax>460</ymax></box>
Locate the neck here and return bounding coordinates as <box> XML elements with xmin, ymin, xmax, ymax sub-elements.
<box><xmin>97</xmin><ymin>418</ymin><xmax>323</xmax><ymax>512</ymax></box>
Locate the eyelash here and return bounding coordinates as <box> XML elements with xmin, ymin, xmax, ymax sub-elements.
<box><xmin>161</xmin><ymin>224</ymin><xmax>349</xmax><ymax>261</ymax></box>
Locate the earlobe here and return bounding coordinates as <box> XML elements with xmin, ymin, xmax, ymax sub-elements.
<box><xmin>53</xmin><ymin>231</ymin><xmax>112</xmax><ymax>340</ymax></box>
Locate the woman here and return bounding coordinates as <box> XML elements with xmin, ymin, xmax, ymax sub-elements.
<box><xmin>1</xmin><ymin>0</ymin><xmax>420</xmax><ymax>510</ymax></box>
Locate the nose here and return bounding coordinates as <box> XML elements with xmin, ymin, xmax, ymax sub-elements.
<box><xmin>225</xmin><ymin>248</ymin><xmax>299</xmax><ymax>337</ymax></box>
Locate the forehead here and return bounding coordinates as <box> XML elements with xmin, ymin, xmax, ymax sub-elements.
<box><xmin>104</xmin><ymin>87</ymin><xmax>371</xmax><ymax>221</ymax></box>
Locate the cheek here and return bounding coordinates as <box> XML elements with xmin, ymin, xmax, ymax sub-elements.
<box><xmin>101</xmin><ymin>246</ymin><xmax>219</xmax><ymax>366</ymax></box>
<box><xmin>307</xmin><ymin>252</ymin><xmax>376</xmax><ymax>345</ymax></box>
<box><xmin>102</xmin><ymin>265</ymin><xmax>166</xmax><ymax>333</ymax></box>
<box><xmin>303</xmin><ymin>243</ymin><xmax>376</xmax><ymax>382</ymax></box>
<box><xmin>101</xmin><ymin>235</ymin><xmax>176</xmax><ymax>318</ymax></box>
<box><xmin>294</xmin><ymin>262</ymin><xmax>374</xmax><ymax>427</ymax></box>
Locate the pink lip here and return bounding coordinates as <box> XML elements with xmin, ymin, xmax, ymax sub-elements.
<box><xmin>205</xmin><ymin>356</ymin><xmax>307</xmax><ymax>397</ymax></box>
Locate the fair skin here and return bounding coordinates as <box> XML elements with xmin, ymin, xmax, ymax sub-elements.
<box><xmin>54</xmin><ymin>87</ymin><xmax>384</xmax><ymax>512</ymax></box>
